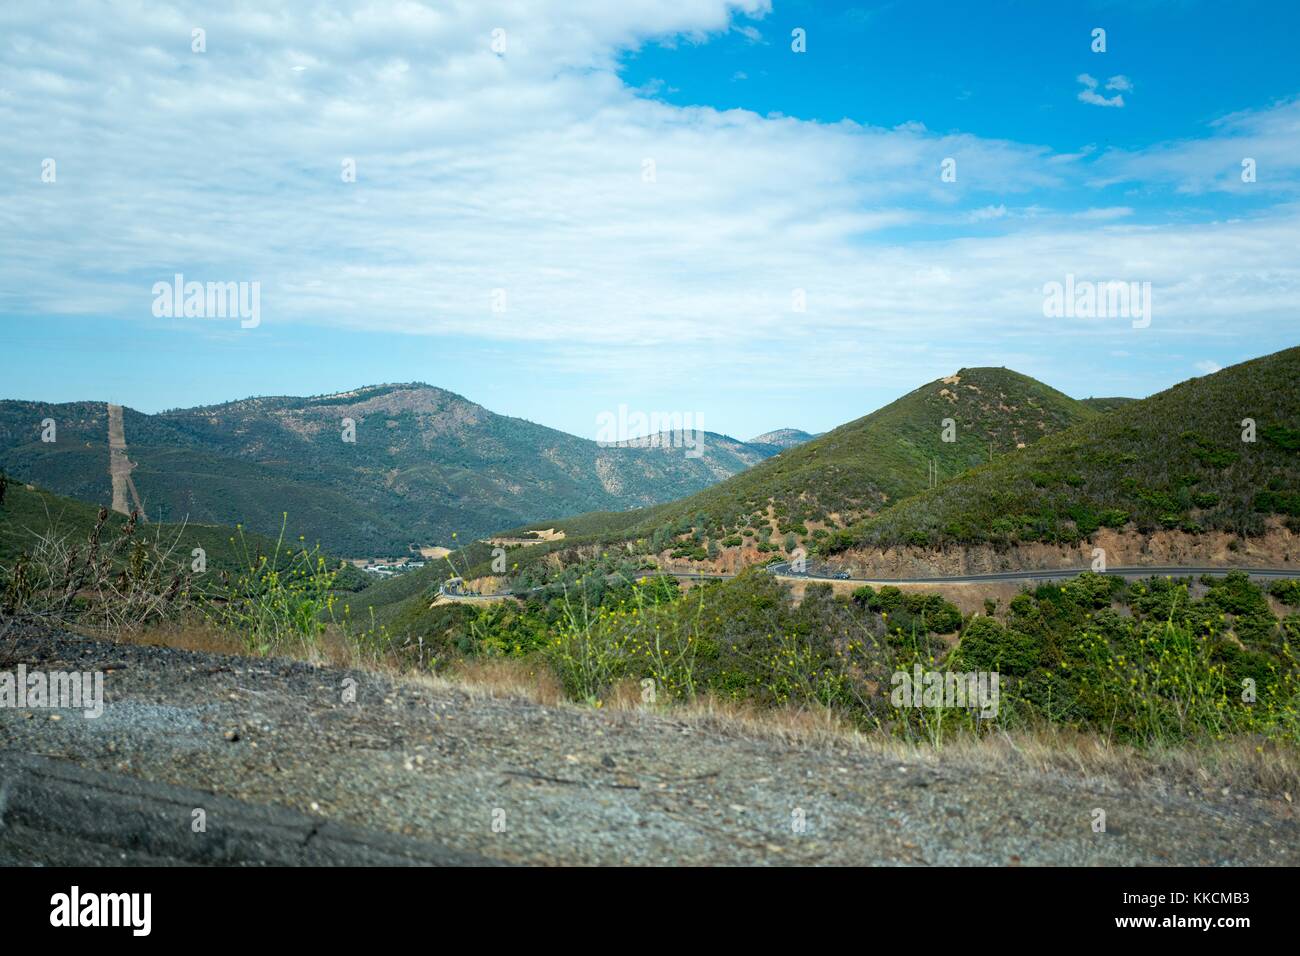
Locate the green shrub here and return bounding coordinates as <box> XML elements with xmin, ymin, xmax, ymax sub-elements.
<box><xmin>206</xmin><ymin>518</ymin><xmax>339</xmax><ymax>656</ymax></box>
<box><xmin>1269</xmin><ymin>580</ymin><xmax>1300</xmax><ymax>607</ymax></box>
<box><xmin>953</xmin><ymin>617</ymin><xmax>1040</xmax><ymax>676</ymax></box>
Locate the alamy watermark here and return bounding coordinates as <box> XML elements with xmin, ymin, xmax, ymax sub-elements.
<box><xmin>50</xmin><ymin>886</ymin><xmax>150</xmax><ymax>936</ymax></box>
<box><xmin>596</xmin><ymin>405</ymin><xmax>705</xmax><ymax>459</ymax></box>
<box><xmin>1</xmin><ymin>665</ymin><xmax>104</xmax><ymax>718</ymax></box>
<box><xmin>891</xmin><ymin>664</ymin><xmax>1000</xmax><ymax>719</ymax></box>
<box><xmin>152</xmin><ymin>273</ymin><xmax>260</xmax><ymax>328</ymax></box>
<box><xmin>1042</xmin><ymin>274</ymin><xmax>1151</xmax><ymax>328</ymax></box>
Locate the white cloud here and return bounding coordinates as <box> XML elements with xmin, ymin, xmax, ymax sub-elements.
<box><xmin>0</xmin><ymin>0</ymin><xmax>1295</xmax><ymax>398</ymax></box>
<box><xmin>1077</xmin><ymin>73</ymin><xmax>1126</xmax><ymax>108</ymax></box>
<box><xmin>1074</xmin><ymin>207</ymin><xmax>1133</xmax><ymax>220</ymax></box>
<box><xmin>1195</xmin><ymin>360</ymin><xmax>1222</xmax><ymax>375</ymax></box>
<box><xmin>1088</xmin><ymin>97</ymin><xmax>1300</xmax><ymax>195</ymax></box>
<box><xmin>0</xmin><ymin>0</ymin><xmax>1066</xmax><ymax>346</ymax></box>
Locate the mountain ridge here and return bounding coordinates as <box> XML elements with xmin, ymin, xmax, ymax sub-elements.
<box><xmin>0</xmin><ymin>385</ymin><xmax>789</xmax><ymax>556</ymax></box>
<box><xmin>589</xmin><ymin>365</ymin><xmax>1105</xmax><ymax>550</ymax></box>
<box><xmin>361</xmin><ymin>365</ymin><xmax>1112</xmax><ymax>609</ymax></box>
<box><xmin>746</xmin><ymin>428</ymin><xmax>817</xmax><ymax>449</ymax></box>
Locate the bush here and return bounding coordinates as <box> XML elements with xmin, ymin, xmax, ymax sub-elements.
<box><xmin>1270</xmin><ymin>580</ymin><xmax>1300</xmax><ymax>607</ymax></box>
<box><xmin>205</xmin><ymin>519</ymin><xmax>339</xmax><ymax>656</ymax></box>
<box><xmin>851</xmin><ymin>585</ymin><xmax>875</xmax><ymax>607</ymax></box>
<box><xmin>953</xmin><ymin>617</ymin><xmax>1040</xmax><ymax>676</ymax></box>
<box><xmin>0</xmin><ymin>507</ymin><xmax>189</xmax><ymax>631</ymax></box>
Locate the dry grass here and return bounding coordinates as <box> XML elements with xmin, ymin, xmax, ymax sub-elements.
<box><xmin>438</xmin><ymin>657</ymin><xmax>567</xmax><ymax>705</ymax></box>
<box><xmin>656</xmin><ymin>703</ymin><xmax>1300</xmax><ymax>797</ymax></box>
<box><xmin>917</xmin><ymin>727</ymin><xmax>1300</xmax><ymax>799</ymax></box>
<box><xmin>107</xmin><ymin>619</ymin><xmax>246</xmax><ymax>656</ymax></box>
<box><xmin>422</xmin><ymin>665</ymin><xmax>1300</xmax><ymax>797</ymax></box>
<box><xmin>387</xmin><ymin>656</ymin><xmax>567</xmax><ymax>708</ymax></box>
<box><xmin>107</xmin><ymin>617</ymin><xmax>364</xmax><ymax>667</ymax></box>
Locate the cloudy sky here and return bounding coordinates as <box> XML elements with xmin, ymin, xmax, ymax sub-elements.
<box><xmin>2</xmin><ymin>0</ymin><xmax>1298</xmax><ymax>440</ymax></box>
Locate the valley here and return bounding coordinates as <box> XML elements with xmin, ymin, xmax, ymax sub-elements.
<box><xmin>0</xmin><ymin>385</ymin><xmax>804</xmax><ymax>557</ymax></box>
<box><xmin>3</xmin><ymin>345</ymin><xmax>1299</xmax><ymax>870</ymax></box>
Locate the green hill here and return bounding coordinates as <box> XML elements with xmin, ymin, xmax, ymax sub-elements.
<box><xmin>0</xmin><ymin>385</ymin><xmax>785</xmax><ymax>557</ymax></box>
<box><xmin>0</xmin><ymin>478</ymin><xmax>368</xmax><ymax>589</ymax></box>
<box><xmin>355</xmin><ymin>367</ymin><xmax>1107</xmax><ymax>621</ymax></box>
<box><xmin>598</xmin><ymin>367</ymin><xmax>1101</xmax><ymax>547</ymax></box>
<box><xmin>829</xmin><ymin>347</ymin><xmax>1300</xmax><ymax>552</ymax></box>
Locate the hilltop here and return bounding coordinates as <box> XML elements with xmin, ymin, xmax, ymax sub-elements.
<box><xmin>746</xmin><ymin>428</ymin><xmax>817</xmax><ymax>451</ymax></box>
<box><xmin>828</xmin><ymin>347</ymin><xmax>1300</xmax><ymax>559</ymax></box>
<box><xmin>547</xmin><ymin>366</ymin><xmax>1102</xmax><ymax>560</ymax></box>
<box><xmin>1079</xmin><ymin>397</ymin><xmax>1137</xmax><ymax>414</ymax></box>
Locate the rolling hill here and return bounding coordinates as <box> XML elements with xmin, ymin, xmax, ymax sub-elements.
<box><xmin>346</xmin><ymin>351</ymin><xmax>1298</xmax><ymax>628</ymax></box>
<box><xmin>350</xmin><ymin>366</ymin><xmax>1111</xmax><ymax>617</ymax></box>
<box><xmin>0</xmin><ymin>385</ymin><xmax>788</xmax><ymax>557</ymax></box>
<box><xmin>0</xmin><ymin>479</ymin><xmax>368</xmax><ymax>589</ymax></box>
<box><xmin>828</xmin><ymin>346</ymin><xmax>1300</xmax><ymax>553</ymax></box>
<box><xmin>589</xmin><ymin>366</ymin><xmax>1104</xmax><ymax>548</ymax></box>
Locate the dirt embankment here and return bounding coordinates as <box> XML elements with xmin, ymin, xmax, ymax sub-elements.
<box><xmin>782</xmin><ymin>578</ymin><xmax>1025</xmax><ymax>617</ymax></box>
<box><xmin>833</xmin><ymin>524</ymin><xmax>1299</xmax><ymax>579</ymax></box>
<box><xmin>487</xmin><ymin>529</ymin><xmax>566</xmax><ymax>547</ymax></box>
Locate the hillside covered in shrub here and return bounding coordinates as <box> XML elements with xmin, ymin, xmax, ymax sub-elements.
<box><xmin>829</xmin><ymin>347</ymin><xmax>1300</xmax><ymax>553</ymax></box>
<box><xmin>0</xmin><ymin>385</ymin><xmax>783</xmax><ymax>556</ymax></box>
<box><xmin>0</xmin><ymin>478</ymin><xmax>368</xmax><ymax>590</ymax></box>
<box><xmin>373</xmin><ymin>562</ymin><xmax>1300</xmax><ymax>745</ymax></box>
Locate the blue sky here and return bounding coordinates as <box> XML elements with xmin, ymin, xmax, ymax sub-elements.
<box><xmin>2</xmin><ymin>0</ymin><xmax>1298</xmax><ymax>441</ymax></box>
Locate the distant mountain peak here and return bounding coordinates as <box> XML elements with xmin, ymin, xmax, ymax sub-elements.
<box><xmin>746</xmin><ymin>428</ymin><xmax>815</xmax><ymax>448</ymax></box>
<box><xmin>0</xmin><ymin>383</ymin><xmax>786</xmax><ymax>555</ymax></box>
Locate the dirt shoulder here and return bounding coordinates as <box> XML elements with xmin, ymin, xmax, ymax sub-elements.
<box><xmin>833</xmin><ymin>524</ymin><xmax>1299</xmax><ymax>579</ymax></box>
<box><xmin>1</xmin><ymin>627</ymin><xmax>1297</xmax><ymax>866</ymax></box>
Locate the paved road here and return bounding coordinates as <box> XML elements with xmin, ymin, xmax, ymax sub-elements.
<box><xmin>764</xmin><ymin>563</ymin><xmax>1300</xmax><ymax>586</ymax></box>
<box><xmin>438</xmin><ymin>564</ymin><xmax>1300</xmax><ymax>602</ymax></box>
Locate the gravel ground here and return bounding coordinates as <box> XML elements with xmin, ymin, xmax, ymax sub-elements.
<box><xmin>1</xmin><ymin>626</ymin><xmax>1297</xmax><ymax>866</ymax></box>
